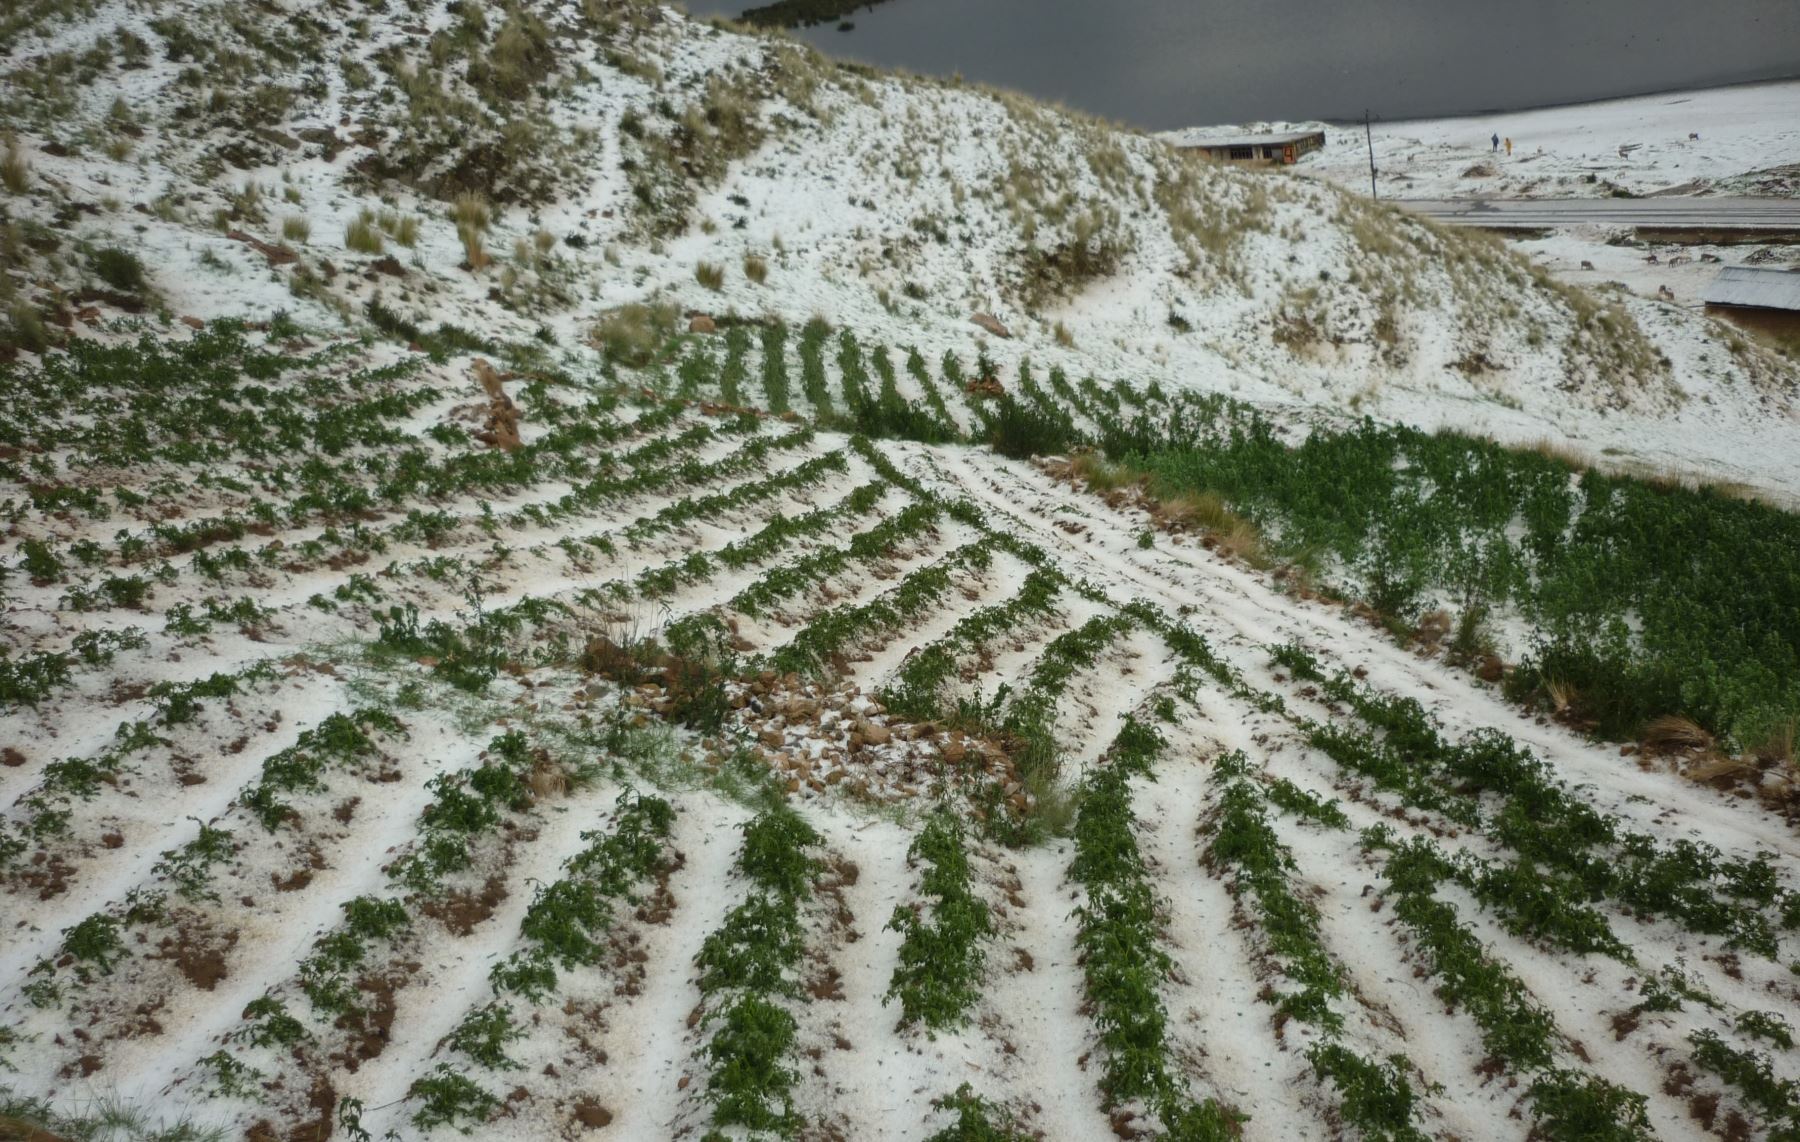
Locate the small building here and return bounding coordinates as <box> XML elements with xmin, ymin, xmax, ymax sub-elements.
<box><xmin>1702</xmin><ymin>266</ymin><xmax>1800</xmax><ymax>338</ymax></box>
<box><xmin>1173</xmin><ymin>129</ymin><xmax>1326</xmax><ymax>166</ymax></box>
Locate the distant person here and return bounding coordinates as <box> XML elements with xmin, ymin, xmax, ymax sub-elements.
<box><xmin>1504</xmin><ymin>137</ymin><xmax>1513</xmax><ymax>157</ymax></box>
<box><xmin>1491</xmin><ymin>132</ymin><xmax>1500</xmax><ymax>152</ymax></box>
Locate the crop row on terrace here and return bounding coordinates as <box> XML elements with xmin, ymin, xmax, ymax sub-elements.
<box><xmin>3</xmin><ymin>317</ymin><xmax>1798</xmax><ymax>1141</ymax></box>
<box><xmin>1269</xmin><ymin>642</ymin><xmax>1800</xmax><ymax>960</ymax></box>
<box><xmin>1204</xmin><ymin>750</ymin><xmax>1429</xmax><ymax>1140</ymax></box>
<box><xmin>694</xmin><ymin>803</ymin><xmax>821</xmax><ymax>1138</ymax></box>
<box><xmin>661</xmin><ymin>321</ymin><xmax>1800</xmax><ymax>780</ymax></box>
<box><xmin>411</xmin><ymin>788</ymin><xmax>678</xmax><ymax>1129</ymax></box>
<box><xmin>1069</xmin><ymin>715</ymin><xmax>1239</xmax><ymax>1138</ymax></box>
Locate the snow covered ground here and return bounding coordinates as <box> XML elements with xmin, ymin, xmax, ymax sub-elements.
<box><xmin>3</xmin><ymin>4</ymin><xmax>1800</xmax><ymax>1138</ymax></box>
<box><xmin>1166</xmin><ymin>79</ymin><xmax>1800</xmax><ymax>201</ymax></box>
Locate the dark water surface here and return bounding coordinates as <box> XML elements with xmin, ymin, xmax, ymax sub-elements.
<box><xmin>680</xmin><ymin>0</ymin><xmax>1800</xmax><ymax>129</ymax></box>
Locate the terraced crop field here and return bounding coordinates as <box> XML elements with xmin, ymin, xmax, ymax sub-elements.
<box><xmin>3</xmin><ymin>322</ymin><xmax>1798</xmax><ymax>1141</ymax></box>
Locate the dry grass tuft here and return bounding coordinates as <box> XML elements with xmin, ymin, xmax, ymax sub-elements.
<box><xmin>344</xmin><ymin>210</ymin><xmax>383</xmax><ymax>255</ymax></box>
<box><xmin>1413</xmin><ymin>609</ymin><xmax>1453</xmax><ymax>651</ymax></box>
<box><xmin>743</xmin><ymin>253</ymin><xmax>768</xmax><ymax>284</ymax></box>
<box><xmin>528</xmin><ymin>760</ymin><xmax>570</xmax><ymax>801</ymax></box>
<box><xmin>1070</xmin><ymin>451</ymin><xmax>1135</xmax><ymax>492</ymax></box>
<box><xmin>696</xmin><ymin>261</ymin><xmax>725</xmax><ymax>291</ymax></box>
<box><xmin>1156</xmin><ymin>489</ymin><xmax>1236</xmax><ymax>533</ymax></box>
<box><xmin>1641</xmin><ymin>714</ymin><xmax>1713</xmax><ymax>756</ymax></box>
<box><xmin>451</xmin><ymin>191</ymin><xmax>492</xmax><ymax>232</ymax></box>
<box><xmin>1684</xmin><ymin>754</ymin><xmax>1760</xmax><ymax>785</ymax></box>
<box><xmin>3</xmin><ymin>136</ymin><xmax>31</xmax><ymax>194</ymax></box>
<box><xmin>1529</xmin><ymin>437</ymin><xmax>1592</xmax><ymax>471</ymax></box>
<box><xmin>1218</xmin><ymin>517</ymin><xmax>1268</xmax><ymax>566</ymax></box>
<box><xmin>379</xmin><ymin>210</ymin><xmax>420</xmax><ymax>248</ymax></box>
<box><xmin>459</xmin><ymin>223</ymin><xmax>490</xmax><ymax>271</ymax></box>
<box><xmin>281</xmin><ymin>216</ymin><xmax>310</xmax><ymax>243</ymax></box>
<box><xmin>1544</xmin><ymin>676</ymin><xmax>1580</xmax><ymax>716</ymax></box>
<box><xmin>591</xmin><ymin>301</ymin><xmax>680</xmax><ymax>367</ymax></box>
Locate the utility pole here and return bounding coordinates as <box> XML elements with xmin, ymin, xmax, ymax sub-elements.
<box><xmin>1365</xmin><ymin>109</ymin><xmax>1378</xmax><ymax>200</ymax></box>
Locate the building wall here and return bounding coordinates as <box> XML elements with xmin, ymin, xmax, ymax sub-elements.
<box><xmin>1706</xmin><ymin>305</ymin><xmax>1800</xmax><ymax>342</ymax></box>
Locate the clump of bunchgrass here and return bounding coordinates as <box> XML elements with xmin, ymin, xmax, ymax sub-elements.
<box><xmin>451</xmin><ymin>193</ymin><xmax>493</xmax><ymax>271</ymax></box>
<box><xmin>90</xmin><ymin>247</ymin><xmax>147</xmax><ymax>293</ymax></box>
<box><xmin>592</xmin><ymin>301</ymin><xmax>679</xmax><ymax>367</ymax></box>
<box><xmin>743</xmin><ymin>253</ymin><xmax>768</xmax><ymax>284</ymax></box>
<box><xmin>344</xmin><ymin>209</ymin><xmax>384</xmax><ymax>255</ymax></box>
<box><xmin>696</xmin><ymin>261</ymin><xmax>724</xmax><ymax>291</ymax></box>
<box><xmin>3</xmin><ymin>137</ymin><xmax>35</xmax><ymax>195</ymax></box>
<box><xmin>379</xmin><ymin>210</ymin><xmax>420</xmax><ymax>247</ymax></box>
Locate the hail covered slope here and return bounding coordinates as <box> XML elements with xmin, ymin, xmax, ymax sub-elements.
<box><xmin>1</xmin><ymin>0</ymin><xmax>1796</xmax><ymax>498</ymax></box>
<box><xmin>2</xmin><ymin>1</ymin><xmax>1798</xmax><ymax>1139</ymax></box>
<box><xmin>0</xmin><ymin>326</ymin><xmax>1796</xmax><ymax>1139</ymax></box>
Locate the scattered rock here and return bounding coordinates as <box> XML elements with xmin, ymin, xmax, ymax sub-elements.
<box><xmin>971</xmin><ymin>312</ymin><xmax>1010</xmax><ymax>338</ymax></box>
<box><xmin>572</xmin><ymin>1100</ymin><xmax>613</xmax><ymax>1129</ymax></box>
<box><xmin>688</xmin><ymin>313</ymin><xmax>717</xmax><ymax>334</ymax></box>
<box><xmin>225</xmin><ymin>229</ymin><xmax>298</xmax><ymax>266</ymax></box>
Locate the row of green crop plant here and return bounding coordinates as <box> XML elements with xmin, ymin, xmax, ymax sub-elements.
<box><xmin>1358</xmin><ymin>816</ymin><xmax>1793</xmax><ymax>1136</ymax></box>
<box><xmin>164</xmin><ymin>595</ymin><xmax>280</xmax><ymax>640</ymax></box>
<box><xmin>695</xmin><ymin>804</ymin><xmax>823</xmax><ymax>1139</ymax></box>
<box><xmin>920</xmin><ymin>1085</ymin><xmax>1033</xmax><ymax>1140</ymax></box>
<box><xmin>619</xmin><ymin>449</ymin><xmax>847</xmax><ymax>547</ymax></box>
<box><xmin>940</xmin><ymin>351</ymin><xmax>993</xmax><ymax>436</ymax></box>
<box><xmin>0</xmin><ymin>321</ymin><xmax>435</xmax><ymax>473</ymax></box>
<box><xmin>199</xmin><ymin>390</ymin><xmax>687</xmax><ymax>543</ymax></box>
<box><xmin>10</xmin><ymin>712</ymin><xmax>405</xmax><ymax>1006</ymax></box>
<box><xmin>1112</xmin><ymin>411</ymin><xmax>1800</xmax><ymax>749</ymax></box>
<box><xmin>670</xmin><ymin>325</ymin><xmax>966</xmax><ymax>444</ymax></box>
<box><xmin>17</xmin><ymin>397</ymin><xmax>699</xmax><ymax>594</ymax></box>
<box><xmin>3</xmin><ymin>661</ymin><xmax>281</xmax><ymax>857</ymax></box>
<box><xmin>761</xmin><ymin>537</ymin><xmax>999</xmax><ymax>678</ymax></box>
<box><xmin>629</xmin><ymin>481</ymin><xmax>890</xmax><ymax>601</ymax></box>
<box><xmin>1271</xmin><ymin>644</ymin><xmax>1799</xmax><ymax>958</ymax></box>
<box><xmin>387</xmin><ymin>730</ymin><xmax>551</xmax><ymax>897</ymax></box>
<box><xmin>621</xmin><ymin>475</ymin><xmax>887</xmax><ymax>604</ymax></box>
<box><xmin>21</xmin><ymin>714</ymin><xmax>402</xmax><ymax>1020</ymax></box>
<box><xmin>1686</xmin><ymin>1029</ymin><xmax>1800</xmax><ymax>1141</ymax></box>
<box><xmin>884</xmin><ymin>808</ymin><xmax>994</xmax><ymax>1032</ymax></box>
<box><xmin>798</xmin><ymin>317</ymin><xmax>841</xmax><ymax>425</ymax></box>
<box><xmin>368</xmin><ymin>584</ymin><xmax>569</xmax><ymax>695</ymax></box>
<box><xmin>18</xmin><ymin>813</ymin><xmax>249</xmax><ymax>1009</ymax></box>
<box><xmin>861</xmin><ymin>340</ymin><xmax>957</xmax><ymax>443</ymax></box>
<box><xmin>923</xmin><ymin>606</ymin><xmax>1146</xmax><ymax>842</ymax></box>
<box><xmin>729</xmin><ymin>498</ymin><xmax>942</xmax><ymax>618</ymax></box>
<box><xmin>1068</xmin><ymin>716</ymin><xmax>1241</xmax><ymax>1138</ymax></box>
<box><xmin>836</xmin><ymin>331</ymin><xmax>956</xmax><ymax>444</ymax></box>
<box><xmin>879</xmin><ymin>566</ymin><xmax>1066</xmax><ymax>721</ymax></box>
<box><xmin>240</xmin><ymin>708</ymin><xmax>406</xmax><ymax>831</ymax></box>
<box><xmin>204</xmin><ymin>742</ymin><xmax>600</xmax><ymax>1121</ymax></box>
<box><xmin>759</xmin><ymin>323</ymin><xmax>792</xmax><ymax>413</ymax></box>
<box><xmin>0</xmin><ymin>628</ymin><xmax>147</xmax><ymax>706</ymax></box>
<box><xmin>1203</xmin><ymin>750</ymin><xmax>1430</xmax><ymax>1140</ymax></box>
<box><xmin>256</xmin><ymin>413</ymin><xmax>771</xmax><ymax>602</ymax></box>
<box><xmin>409</xmin><ymin>789</ymin><xmax>679</xmax><ymax>1131</ymax></box>
<box><xmin>1367</xmin><ymin>829</ymin><xmax>1655</xmax><ymax>1139</ymax></box>
<box><xmin>721</xmin><ymin>326</ymin><xmax>751</xmax><ymax>406</ymax></box>
<box><xmin>903</xmin><ymin>348</ymin><xmax>962</xmax><ymax>437</ymax></box>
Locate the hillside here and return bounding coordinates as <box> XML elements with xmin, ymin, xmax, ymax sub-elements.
<box><xmin>3</xmin><ymin>3</ymin><xmax>1800</xmax><ymax>1141</ymax></box>
<box><xmin>3</xmin><ymin>0</ymin><xmax>1799</xmax><ymax>498</ymax></box>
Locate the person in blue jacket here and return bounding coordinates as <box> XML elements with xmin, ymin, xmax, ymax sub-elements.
<box><xmin>1491</xmin><ymin>132</ymin><xmax>1500</xmax><ymax>152</ymax></box>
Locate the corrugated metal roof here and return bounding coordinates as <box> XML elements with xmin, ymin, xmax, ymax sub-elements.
<box><xmin>1703</xmin><ymin>266</ymin><xmax>1800</xmax><ymax>312</ymax></box>
<box><xmin>1172</xmin><ymin>130</ymin><xmax>1325</xmax><ymax>150</ymax></box>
